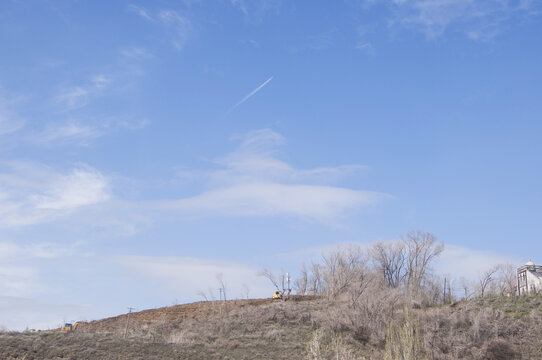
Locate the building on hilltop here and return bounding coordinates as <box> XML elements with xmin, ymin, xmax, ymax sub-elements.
<box><xmin>517</xmin><ymin>260</ymin><xmax>542</xmax><ymax>295</ymax></box>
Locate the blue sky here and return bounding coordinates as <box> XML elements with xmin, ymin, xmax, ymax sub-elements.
<box><xmin>1</xmin><ymin>0</ymin><xmax>541</xmax><ymax>330</ymax></box>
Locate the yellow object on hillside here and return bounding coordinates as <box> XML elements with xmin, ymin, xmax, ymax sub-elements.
<box><xmin>272</xmin><ymin>291</ymin><xmax>282</xmax><ymax>300</ymax></box>
<box><xmin>61</xmin><ymin>322</ymin><xmax>80</xmax><ymax>331</ymax></box>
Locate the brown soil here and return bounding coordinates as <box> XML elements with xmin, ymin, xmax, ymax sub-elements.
<box><xmin>78</xmin><ymin>295</ymin><xmax>318</xmax><ymax>333</ymax></box>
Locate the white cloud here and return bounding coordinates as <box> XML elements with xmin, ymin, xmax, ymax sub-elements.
<box><xmin>368</xmin><ymin>0</ymin><xmax>540</xmax><ymax>40</ymax></box>
<box><xmin>170</xmin><ymin>183</ymin><xmax>383</xmax><ymax>220</ymax></box>
<box><xmin>166</xmin><ymin>129</ymin><xmax>387</xmax><ymax>221</ymax></box>
<box><xmin>0</xmin><ymin>162</ymin><xmax>110</xmax><ymax>227</ymax></box>
<box><xmin>32</xmin><ymin>167</ymin><xmax>109</xmax><ymax>210</ymax></box>
<box><xmin>213</xmin><ymin>129</ymin><xmax>367</xmax><ymax>184</ymax></box>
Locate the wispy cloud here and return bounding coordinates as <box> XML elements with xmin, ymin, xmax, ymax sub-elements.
<box><xmin>365</xmin><ymin>0</ymin><xmax>540</xmax><ymax>40</ymax></box>
<box><xmin>0</xmin><ymin>94</ymin><xmax>25</xmax><ymax>135</ymax></box>
<box><xmin>37</xmin><ymin>71</ymin><xmax>146</xmax><ymax>145</ymax></box>
<box><xmin>36</xmin><ymin>120</ymin><xmax>104</xmax><ymax>145</ymax></box>
<box><xmin>128</xmin><ymin>5</ymin><xmax>192</xmax><ymax>51</ymax></box>
<box><xmin>158</xmin><ymin>10</ymin><xmax>192</xmax><ymax>51</ymax></box>
<box><xmin>229</xmin><ymin>0</ymin><xmax>281</xmax><ymax>20</ymax></box>
<box><xmin>239</xmin><ymin>39</ymin><xmax>259</xmax><ymax>47</ymax></box>
<box><xmin>230</xmin><ymin>76</ymin><xmax>273</xmax><ymax>112</ymax></box>
<box><xmin>128</xmin><ymin>4</ymin><xmax>154</xmax><ymax>21</ymax></box>
<box><xmin>33</xmin><ymin>117</ymin><xmax>147</xmax><ymax>146</ymax></box>
<box><xmin>91</xmin><ymin>74</ymin><xmax>111</xmax><ymax>89</ymax></box>
<box><xmin>0</xmin><ymin>241</ymin><xmax>83</xmax><ymax>261</ymax></box>
<box><xmin>165</xmin><ymin>129</ymin><xmax>387</xmax><ymax>221</ymax></box>
<box><xmin>55</xmin><ymin>87</ymin><xmax>89</xmax><ymax>111</ymax></box>
<box><xmin>55</xmin><ymin>74</ymin><xmax>111</xmax><ymax>113</ymax></box>
<box><xmin>120</xmin><ymin>47</ymin><xmax>154</xmax><ymax>60</ymax></box>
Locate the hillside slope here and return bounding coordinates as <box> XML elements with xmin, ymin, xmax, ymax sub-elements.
<box><xmin>1</xmin><ymin>295</ymin><xmax>542</xmax><ymax>359</ymax></box>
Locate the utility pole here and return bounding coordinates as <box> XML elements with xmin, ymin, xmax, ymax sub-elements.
<box><xmin>124</xmin><ymin>307</ymin><xmax>135</xmax><ymax>339</ymax></box>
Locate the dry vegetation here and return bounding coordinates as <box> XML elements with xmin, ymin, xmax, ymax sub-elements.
<box><xmin>2</xmin><ymin>231</ymin><xmax>541</xmax><ymax>359</ymax></box>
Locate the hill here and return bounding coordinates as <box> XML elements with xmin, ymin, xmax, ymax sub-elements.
<box><xmin>1</xmin><ymin>294</ymin><xmax>542</xmax><ymax>359</ymax></box>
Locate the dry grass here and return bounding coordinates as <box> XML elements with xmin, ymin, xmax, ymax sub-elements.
<box><xmin>1</xmin><ymin>294</ymin><xmax>542</xmax><ymax>359</ymax></box>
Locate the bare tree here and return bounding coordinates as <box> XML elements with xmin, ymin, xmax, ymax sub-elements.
<box><xmin>347</xmin><ymin>262</ymin><xmax>375</xmax><ymax>309</ymax></box>
<box><xmin>309</xmin><ymin>263</ymin><xmax>323</xmax><ymax>295</ymax></box>
<box><xmin>242</xmin><ymin>283</ymin><xmax>250</xmax><ymax>299</ymax></box>
<box><xmin>197</xmin><ymin>290</ymin><xmax>209</xmax><ymax>302</ymax></box>
<box><xmin>294</xmin><ymin>263</ymin><xmax>309</xmax><ymax>295</ymax></box>
<box><xmin>495</xmin><ymin>263</ymin><xmax>516</xmax><ymax>296</ymax></box>
<box><xmin>403</xmin><ymin>230</ymin><xmax>444</xmax><ymax>291</ymax></box>
<box><xmin>458</xmin><ymin>277</ymin><xmax>475</xmax><ymax>300</ymax></box>
<box><xmin>258</xmin><ymin>268</ymin><xmax>281</xmax><ymax>291</ymax></box>
<box><xmin>478</xmin><ymin>266</ymin><xmax>499</xmax><ymax>298</ymax></box>
<box><xmin>321</xmin><ymin>245</ymin><xmax>367</xmax><ymax>300</ymax></box>
<box><xmin>371</xmin><ymin>240</ymin><xmax>407</xmax><ymax>288</ymax></box>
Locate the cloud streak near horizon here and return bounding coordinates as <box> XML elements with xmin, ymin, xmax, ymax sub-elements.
<box><xmin>165</xmin><ymin>129</ymin><xmax>387</xmax><ymax>221</ymax></box>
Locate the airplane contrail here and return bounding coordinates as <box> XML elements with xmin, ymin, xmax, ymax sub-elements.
<box><xmin>229</xmin><ymin>76</ymin><xmax>273</xmax><ymax>112</ymax></box>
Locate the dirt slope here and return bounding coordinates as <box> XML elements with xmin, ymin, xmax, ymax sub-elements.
<box><xmin>78</xmin><ymin>295</ymin><xmax>317</xmax><ymax>333</ymax></box>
